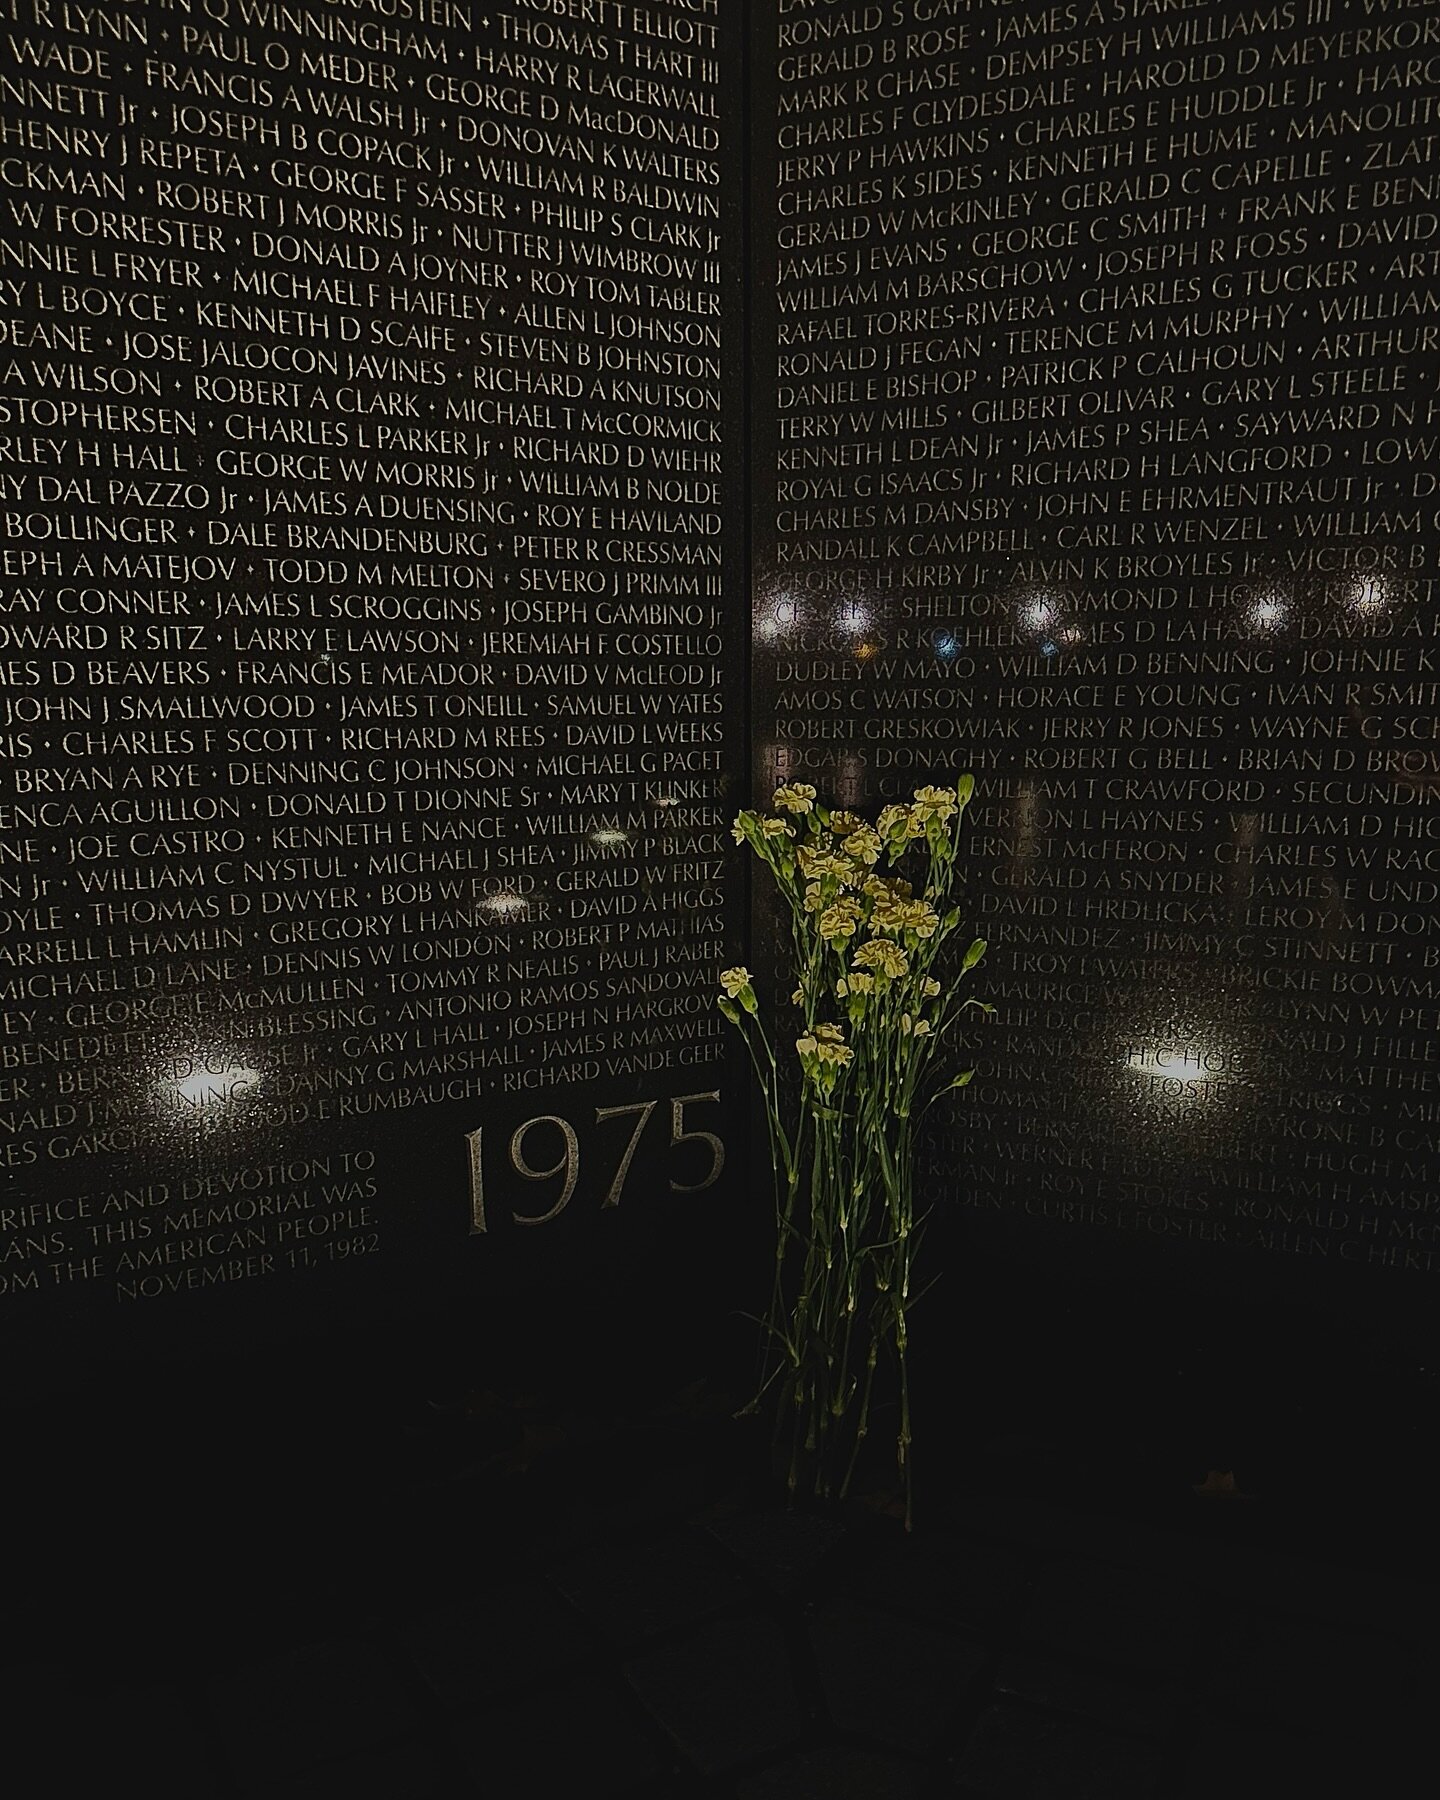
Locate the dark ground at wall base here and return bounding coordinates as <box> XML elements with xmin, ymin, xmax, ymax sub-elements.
<box><xmin>6</xmin><ymin>1282</ymin><xmax>1435</xmax><ymax>1800</ymax></box>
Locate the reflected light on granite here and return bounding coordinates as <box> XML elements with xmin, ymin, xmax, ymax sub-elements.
<box><xmin>480</xmin><ymin>889</ymin><xmax>530</xmax><ymax>920</ymax></box>
<box><xmin>589</xmin><ymin>826</ymin><xmax>630</xmax><ymax>848</ymax></box>
<box><xmin>1249</xmin><ymin>593</ymin><xmax>1286</xmax><ymax>630</ymax></box>
<box><xmin>172</xmin><ymin>1063</ymin><xmax>262</xmax><ymax>1110</ymax></box>
<box><xmin>1020</xmin><ymin>593</ymin><xmax>1055</xmax><ymax>631</ymax></box>
<box><xmin>1124</xmin><ymin>1046</ymin><xmax>1216</xmax><ymax>1089</ymax></box>
<box><xmin>1349</xmin><ymin>575</ymin><xmax>1388</xmax><ymax>615</ymax></box>
<box><xmin>756</xmin><ymin>588</ymin><xmax>799</xmax><ymax>643</ymax></box>
<box><xmin>834</xmin><ymin>601</ymin><xmax>871</xmax><ymax>637</ymax></box>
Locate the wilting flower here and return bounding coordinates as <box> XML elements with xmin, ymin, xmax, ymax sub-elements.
<box><xmin>818</xmin><ymin>897</ymin><xmax>862</xmax><ymax>942</ymax></box>
<box><xmin>791</xmin><ymin>986</ymin><xmax>805</xmax><ymax>1005</ymax></box>
<box><xmin>853</xmin><ymin>938</ymin><xmax>909</xmax><ymax>980</ymax></box>
<box><xmin>828</xmin><ymin>809</ymin><xmax>864</xmax><ymax>836</ymax></box>
<box><xmin>863</xmin><ymin>873</ymin><xmax>912</xmax><ymax>902</ymax></box>
<box><xmin>803</xmin><ymin>881</ymin><xmax>825</xmax><ymax>912</ymax></box>
<box><xmin>846</xmin><ymin>970</ymin><xmax>875</xmax><ymax>994</ymax></box>
<box><xmin>761</xmin><ymin>817</ymin><xmax>794</xmax><ymax>839</ymax></box>
<box><xmin>922</xmin><ymin>977</ymin><xmax>941</xmax><ymax>998</ymax></box>
<box><xmin>774</xmin><ymin>782</ymin><xmax>817</xmax><ymax>815</ymax></box>
<box><xmin>914</xmin><ymin>1018</ymin><xmax>932</xmax><ymax>1036</ymax></box>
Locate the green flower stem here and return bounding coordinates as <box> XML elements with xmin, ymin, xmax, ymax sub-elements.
<box><xmin>728</xmin><ymin>781</ymin><xmax>985</xmax><ymax>1524</ymax></box>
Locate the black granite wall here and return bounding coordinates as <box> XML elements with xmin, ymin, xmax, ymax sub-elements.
<box><xmin>0</xmin><ymin>0</ymin><xmax>746</xmax><ymax>1392</ymax></box>
<box><xmin>750</xmin><ymin>0</ymin><xmax>1440</xmax><ymax>1351</ymax></box>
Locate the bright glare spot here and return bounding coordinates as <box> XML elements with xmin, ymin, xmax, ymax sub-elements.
<box><xmin>590</xmin><ymin>826</ymin><xmax>629</xmax><ymax>847</ymax></box>
<box><xmin>1126</xmin><ymin>1046</ymin><xmax>1214</xmax><ymax>1087</ymax></box>
<box><xmin>481</xmin><ymin>890</ymin><xmax>529</xmax><ymax>919</ymax></box>
<box><xmin>835</xmin><ymin>603</ymin><xmax>870</xmax><ymax>637</ymax></box>
<box><xmin>1250</xmin><ymin>594</ymin><xmax>1285</xmax><ymax>629</ymax></box>
<box><xmin>1021</xmin><ymin>593</ymin><xmax>1055</xmax><ymax>630</ymax></box>
<box><xmin>933</xmin><ymin>631</ymin><xmax>959</xmax><ymax>661</ymax></box>
<box><xmin>1349</xmin><ymin>576</ymin><xmax>1386</xmax><ymax>614</ymax></box>
<box><xmin>757</xmin><ymin>589</ymin><xmax>799</xmax><ymax>642</ymax></box>
<box><xmin>175</xmin><ymin>1065</ymin><xmax>261</xmax><ymax>1108</ymax></box>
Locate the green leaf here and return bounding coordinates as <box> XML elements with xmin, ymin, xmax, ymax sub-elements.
<box><xmin>948</xmin><ymin>1068</ymin><xmax>975</xmax><ymax>1090</ymax></box>
<box><xmin>962</xmin><ymin>937</ymin><xmax>987</xmax><ymax>971</ymax></box>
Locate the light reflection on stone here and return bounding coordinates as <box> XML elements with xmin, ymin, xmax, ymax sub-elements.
<box><xmin>480</xmin><ymin>889</ymin><xmax>530</xmax><ymax>920</ymax></box>
<box><xmin>166</xmin><ymin>1058</ymin><xmax>262</xmax><ymax>1113</ymax></box>
<box><xmin>1348</xmin><ymin>574</ymin><xmax>1388</xmax><ymax>615</ymax></box>
<box><xmin>756</xmin><ymin>585</ymin><xmax>800</xmax><ymax>643</ymax></box>
<box><xmin>835</xmin><ymin>599</ymin><xmax>871</xmax><ymax>638</ymax></box>
<box><xmin>1124</xmin><ymin>1044</ymin><xmax>1224</xmax><ymax>1091</ymax></box>
<box><xmin>1020</xmin><ymin>592</ymin><xmax>1056</xmax><ymax>632</ymax></box>
<box><xmin>1249</xmin><ymin>592</ymin><xmax>1286</xmax><ymax>630</ymax></box>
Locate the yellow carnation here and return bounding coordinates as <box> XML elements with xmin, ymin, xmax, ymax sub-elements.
<box><xmin>798</xmin><ymin>844</ymin><xmax>850</xmax><ymax>881</ymax></box>
<box><xmin>842</xmin><ymin>826</ymin><xmax>882</xmax><ymax>866</ymax></box>
<box><xmin>912</xmin><ymin>784</ymin><xmax>959</xmax><ymax>823</ymax></box>
<box><xmin>853</xmin><ymin>938</ymin><xmax>909</xmax><ymax>981</ymax></box>
<box><xmin>773</xmin><ymin>782</ymin><xmax>817</xmax><ymax>815</ymax></box>
<box><xmin>818</xmin><ymin>897</ymin><xmax>862</xmax><ymax>942</ymax></box>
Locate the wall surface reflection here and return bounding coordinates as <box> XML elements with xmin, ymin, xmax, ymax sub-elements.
<box><xmin>750</xmin><ymin>0</ymin><xmax>1440</xmax><ymax>1327</ymax></box>
<box><xmin>0</xmin><ymin>0</ymin><xmax>748</xmax><ymax>1385</ymax></box>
